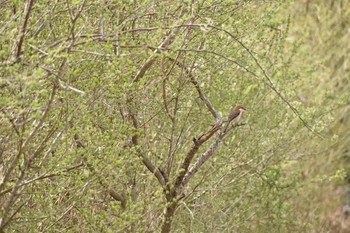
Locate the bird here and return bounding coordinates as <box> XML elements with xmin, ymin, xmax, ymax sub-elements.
<box><xmin>224</xmin><ymin>104</ymin><xmax>246</xmax><ymax>132</ymax></box>
<box><xmin>228</xmin><ymin>104</ymin><xmax>246</xmax><ymax>123</ymax></box>
<box><xmin>194</xmin><ymin>104</ymin><xmax>246</xmax><ymax>142</ymax></box>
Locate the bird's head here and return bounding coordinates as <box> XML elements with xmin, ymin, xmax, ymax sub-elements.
<box><xmin>235</xmin><ymin>104</ymin><xmax>246</xmax><ymax>111</ymax></box>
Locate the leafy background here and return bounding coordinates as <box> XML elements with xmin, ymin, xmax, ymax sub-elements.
<box><xmin>1</xmin><ymin>0</ymin><xmax>349</xmax><ymax>232</ymax></box>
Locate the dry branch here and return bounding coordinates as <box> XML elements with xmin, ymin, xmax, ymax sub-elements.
<box><xmin>15</xmin><ymin>0</ymin><xmax>34</xmax><ymax>60</ymax></box>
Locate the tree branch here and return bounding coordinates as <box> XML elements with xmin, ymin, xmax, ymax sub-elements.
<box><xmin>109</xmin><ymin>189</ymin><xmax>126</xmax><ymax>209</ymax></box>
<box><xmin>0</xmin><ymin>83</ymin><xmax>57</xmax><ymax>192</ymax></box>
<box><xmin>0</xmin><ymin>84</ymin><xmax>57</xmax><ymax>230</ymax></box>
<box><xmin>182</xmin><ymin>123</ymin><xmax>246</xmax><ymax>186</ymax></box>
<box><xmin>174</xmin><ymin>122</ymin><xmax>223</xmax><ymax>193</ymax></box>
<box><xmin>190</xmin><ymin>76</ymin><xmax>220</xmax><ymax>120</ymax></box>
<box><xmin>129</xmin><ymin>13</ymin><xmax>188</xmax><ymax>187</ymax></box>
<box><xmin>15</xmin><ymin>0</ymin><xmax>34</xmax><ymax>60</ymax></box>
<box><xmin>167</xmin><ymin>57</ymin><xmax>220</xmax><ymax>120</ymax></box>
<box><xmin>133</xmin><ymin>27</ymin><xmax>182</xmax><ymax>82</ymax></box>
<box><xmin>0</xmin><ymin>163</ymin><xmax>84</xmax><ymax>196</ymax></box>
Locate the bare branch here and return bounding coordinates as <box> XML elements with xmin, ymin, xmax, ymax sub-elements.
<box><xmin>41</xmin><ymin>66</ymin><xmax>86</xmax><ymax>95</ymax></box>
<box><xmin>167</xmin><ymin>57</ymin><xmax>220</xmax><ymax>120</ymax></box>
<box><xmin>129</xmin><ymin>113</ymin><xmax>167</xmax><ymax>187</ymax></box>
<box><xmin>14</xmin><ymin>0</ymin><xmax>34</xmax><ymax>60</ymax></box>
<box><xmin>38</xmin><ymin>131</ymin><xmax>64</xmax><ymax>167</ymax></box>
<box><xmin>133</xmin><ymin>27</ymin><xmax>182</xmax><ymax>82</ymax></box>
<box><xmin>189</xmin><ymin>76</ymin><xmax>220</xmax><ymax>120</ymax></box>
<box><xmin>161</xmin><ymin>52</ymin><xmax>181</xmax><ymax>122</ymax></box>
<box><xmin>139</xmin><ymin>149</ymin><xmax>167</xmax><ymax>187</ymax></box>
<box><xmin>174</xmin><ymin>122</ymin><xmax>223</xmax><ymax>192</ymax></box>
<box><xmin>182</xmin><ymin>123</ymin><xmax>246</xmax><ymax>186</ymax></box>
<box><xmin>109</xmin><ymin>189</ymin><xmax>126</xmax><ymax>209</ymax></box>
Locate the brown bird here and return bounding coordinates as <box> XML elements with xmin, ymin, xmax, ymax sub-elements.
<box><xmin>228</xmin><ymin>104</ymin><xmax>246</xmax><ymax>122</ymax></box>
<box><xmin>224</xmin><ymin>104</ymin><xmax>246</xmax><ymax>132</ymax></box>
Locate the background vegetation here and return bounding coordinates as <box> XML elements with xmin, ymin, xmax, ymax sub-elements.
<box><xmin>0</xmin><ymin>0</ymin><xmax>349</xmax><ymax>232</ymax></box>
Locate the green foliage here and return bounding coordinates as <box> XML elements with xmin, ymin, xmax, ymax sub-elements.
<box><xmin>1</xmin><ymin>0</ymin><xmax>348</xmax><ymax>232</ymax></box>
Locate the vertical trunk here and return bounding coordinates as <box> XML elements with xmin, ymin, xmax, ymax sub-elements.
<box><xmin>160</xmin><ymin>202</ymin><xmax>178</xmax><ymax>233</ymax></box>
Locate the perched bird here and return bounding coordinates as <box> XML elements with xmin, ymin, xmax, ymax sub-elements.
<box><xmin>224</xmin><ymin>104</ymin><xmax>246</xmax><ymax>132</ymax></box>
<box><xmin>228</xmin><ymin>104</ymin><xmax>246</xmax><ymax>123</ymax></box>
<box><xmin>194</xmin><ymin>104</ymin><xmax>246</xmax><ymax>142</ymax></box>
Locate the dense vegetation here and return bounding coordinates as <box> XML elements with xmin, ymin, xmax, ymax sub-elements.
<box><xmin>1</xmin><ymin>0</ymin><xmax>349</xmax><ymax>232</ymax></box>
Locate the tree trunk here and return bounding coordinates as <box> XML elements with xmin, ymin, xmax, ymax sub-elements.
<box><xmin>160</xmin><ymin>202</ymin><xmax>178</xmax><ymax>233</ymax></box>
